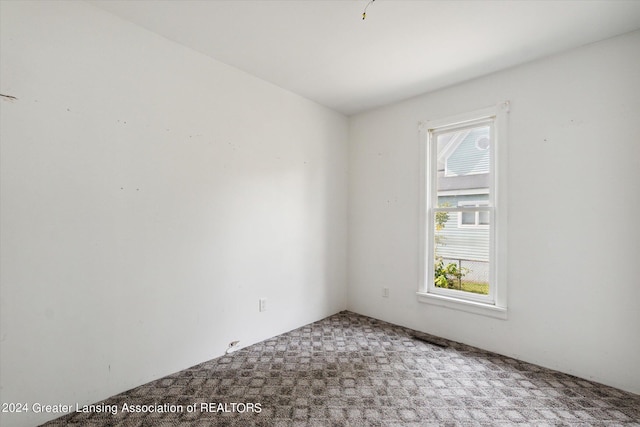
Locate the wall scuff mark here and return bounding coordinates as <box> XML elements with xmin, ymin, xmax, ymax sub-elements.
<box><xmin>1</xmin><ymin>93</ymin><xmax>18</xmax><ymax>102</ymax></box>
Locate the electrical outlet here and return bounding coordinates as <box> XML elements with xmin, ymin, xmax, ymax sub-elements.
<box><xmin>259</xmin><ymin>298</ymin><xmax>267</xmax><ymax>312</ymax></box>
<box><xmin>382</xmin><ymin>287</ymin><xmax>389</xmax><ymax>298</ymax></box>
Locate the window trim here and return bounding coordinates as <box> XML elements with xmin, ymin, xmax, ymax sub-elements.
<box><xmin>417</xmin><ymin>102</ymin><xmax>509</xmax><ymax>319</ymax></box>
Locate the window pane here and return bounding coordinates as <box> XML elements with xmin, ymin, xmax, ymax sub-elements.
<box><xmin>478</xmin><ymin>211</ymin><xmax>490</xmax><ymax>225</ymax></box>
<box><xmin>433</xmin><ymin>214</ymin><xmax>489</xmax><ymax>295</ymax></box>
<box><xmin>436</xmin><ymin>125</ymin><xmax>491</xmax><ymax>195</ymax></box>
<box><xmin>461</xmin><ymin>211</ymin><xmax>475</xmax><ymax>225</ymax></box>
<box><xmin>435</xmin><ymin>125</ymin><xmax>492</xmax><ymax>296</ymax></box>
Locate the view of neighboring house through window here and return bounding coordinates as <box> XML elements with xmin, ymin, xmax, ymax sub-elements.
<box><xmin>418</xmin><ymin>103</ymin><xmax>508</xmax><ymax>316</ymax></box>
<box><xmin>433</xmin><ymin>124</ymin><xmax>492</xmax><ymax>299</ymax></box>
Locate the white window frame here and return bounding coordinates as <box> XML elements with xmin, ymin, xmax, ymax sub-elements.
<box><xmin>417</xmin><ymin>102</ymin><xmax>509</xmax><ymax>319</ymax></box>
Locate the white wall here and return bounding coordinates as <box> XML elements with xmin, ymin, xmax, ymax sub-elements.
<box><xmin>348</xmin><ymin>30</ymin><xmax>640</xmax><ymax>394</ymax></box>
<box><xmin>0</xmin><ymin>2</ymin><xmax>347</xmax><ymax>426</ymax></box>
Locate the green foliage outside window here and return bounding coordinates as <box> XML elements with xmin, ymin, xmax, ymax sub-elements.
<box><xmin>434</xmin><ymin>203</ymin><xmax>469</xmax><ymax>289</ymax></box>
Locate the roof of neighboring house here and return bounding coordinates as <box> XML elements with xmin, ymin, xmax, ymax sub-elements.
<box><xmin>438</xmin><ymin>172</ymin><xmax>489</xmax><ymax>193</ymax></box>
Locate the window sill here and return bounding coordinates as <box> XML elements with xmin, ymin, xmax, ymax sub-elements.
<box><xmin>416</xmin><ymin>292</ymin><xmax>507</xmax><ymax>320</ymax></box>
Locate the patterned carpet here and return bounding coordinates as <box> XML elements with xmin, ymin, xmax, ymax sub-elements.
<box><xmin>42</xmin><ymin>311</ymin><xmax>640</xmax><ymax>426</ymax></box>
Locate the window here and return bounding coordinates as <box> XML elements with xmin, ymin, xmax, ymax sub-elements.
<box><xmin>458</xmin><ymin>201</ymin><xmax>489</xmax><ymax>228</ymax></box>
<box><xmin>417</xmin><ymin>103</ymin><xmax>509</xmax><ymax>319</ymax></box>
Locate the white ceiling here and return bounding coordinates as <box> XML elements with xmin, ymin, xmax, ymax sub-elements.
<box><xmin>89</xmin><ymin>0</ymin><xmax>640</xmax><ymax>115</ymax></box>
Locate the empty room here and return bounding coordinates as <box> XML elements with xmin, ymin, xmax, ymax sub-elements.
<box><xmin>1</xmin><ymin>1</ymin><xmax>639</xmax><ymax>426</ymax></box>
